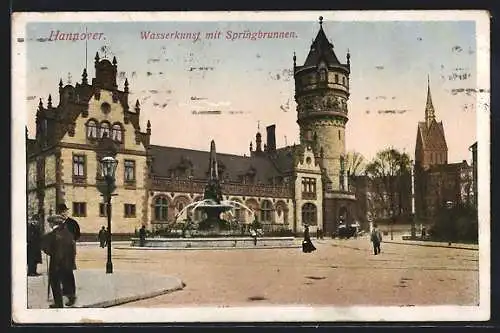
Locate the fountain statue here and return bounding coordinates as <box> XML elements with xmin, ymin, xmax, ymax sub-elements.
<box><xmin>175</xmin><ymin>140</ymin><xmax>254</xmax><ymax>233</ymax></box>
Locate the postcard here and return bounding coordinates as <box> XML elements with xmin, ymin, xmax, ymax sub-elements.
<box><xmin>12</xmin><ymin>10</ymin><xmax>490</xmax><ymax>323</ymax></box>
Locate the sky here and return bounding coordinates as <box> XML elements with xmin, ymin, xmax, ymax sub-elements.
<box><xmin>21</xmin><ymin>15</ymin><xmax>482</xmax><ymax>164</ymax></box>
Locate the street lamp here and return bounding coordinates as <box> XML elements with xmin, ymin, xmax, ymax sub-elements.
<box><xmin>445</xmin><ymin>200</ymin><xmax>454</xmax><ymax>246</ymax></box>
<box><xmin>100</xmin><ymin>156</ymin><xmax>118</xmax><ymax>273</ymax></box>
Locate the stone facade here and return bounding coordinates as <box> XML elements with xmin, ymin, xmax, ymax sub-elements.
<box><xmin>27</xmin><ymin>19</ymin><xmax>357</xmax><ymax>238</ymax></box>
<box><xmin>293</xmin><ymin>17</ymin><xmax>356</xmax><ymax>233</ymax></box>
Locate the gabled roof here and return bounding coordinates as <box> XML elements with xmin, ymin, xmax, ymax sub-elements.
<box><xmin>148</xmin><ymin>145</ymin><xmax>284</xmax><ymax>184</ymax></box>
<box><xmin>417</xmin><ymin>120</ymin><xmax>448</xmax><ymax>150</ymax></box>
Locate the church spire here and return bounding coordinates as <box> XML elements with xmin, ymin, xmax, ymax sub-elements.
<box><xmin>425</xmin><ymin>75</ymin><xmax>436</xmax><ymax>127</ymax></box>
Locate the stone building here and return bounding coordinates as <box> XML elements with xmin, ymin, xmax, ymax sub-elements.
<box><xmin>413</xmin><ymin>77</ymin><xmax>474</xmax><ymax>222</ymax></box>
<box><xmin>293</xmin><ymin>16</ymin><xmax>357</xmax><ymax>234</ymax></box>
<box><xmin>27</xmin><ymin>17</ymin><xmax>361</xmax><ymax>237</ymax></box>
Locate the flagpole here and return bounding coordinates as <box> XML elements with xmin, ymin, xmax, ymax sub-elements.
<box><xmin>85</xmin><ymin>26</ymin><xmax>88</xmax><ymax>70</ymax></box>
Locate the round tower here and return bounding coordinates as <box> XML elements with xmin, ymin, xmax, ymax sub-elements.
<box><xmin>294</xmin><ymin>16</ymin><xmax>351</xmax><ymax>191</ymax></box>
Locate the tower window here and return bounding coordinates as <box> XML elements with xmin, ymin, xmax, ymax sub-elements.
<box><xmin>335</xmin><ymin>74</ymin><xmax>339</xmax><ymax>83</ymax></box>
<box><xmin>319</xmin><ymin>69</ymin><xmax>327</xmax><ymax>82</ymax></box>
<box><xmin>342</xmin><ymin>76</ymin><xmax>346</xmax><ymax>85</ymax></box>
<box><xmin>100</xmin><ymin>122</ymin><xmax>110</xmax><ymax>138</ymax></box>
<box><xmin>338</xmin><ymin>130</ymin><xmax>341</xmax><ymax>140</ymax></box>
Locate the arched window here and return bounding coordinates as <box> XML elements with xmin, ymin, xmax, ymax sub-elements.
<box><xmin>111</xmin><ymin>123</ymin><xmax>123</xmax><ymax>142</ymax></box>
<box><xmin>335</xmin><ymin>74</ymin><xmax>339</xmax><ymax>83</ymax></box>
<box><xmin>342</xmin><ymin>76</ymin><xmax>346</xmax><ymax>85</ymax></box>
<box><xmin>302</xmin><ymin>203</ymin><xmax>317</xmax><ymax>225</ymax></box>
<box><xmin>100</xmin><ymin>122</ymin><xmax>110</xmax><ymax>138</ymax></box>
<box><xmin>154</xmin><ymin>197</ymin><xmax>168</xmax><ymax>221</ymax></box>
<box><xmin>260</xmin><ymin>200</ymin><xmax>273</xmax><ymax>223</ymax></box>
<box><xmin>86</xmin><ymin>120</ymin><xmax>98</xmax><ymax>139</ymax></box>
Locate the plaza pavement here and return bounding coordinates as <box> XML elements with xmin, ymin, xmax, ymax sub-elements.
<box><xmin>27</xmin><ymin>236</ymin><xmax>479</xmax><ymax>308</ymax></box>
<box><xmin>27</xmin><ymin>267</ymin><xmax>185</xmax><ymax>309</ymax></box>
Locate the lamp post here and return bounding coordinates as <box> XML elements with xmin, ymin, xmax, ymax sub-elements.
<box><xmin>100</xmin><ymin>156</ymin><xmax>118</xmax><ymax>273</ymax></box>
<box><xmin>445</xmin><ymin>200</ymin><xmax>454</xmax><ymax>246</ymax></box>
<box><xmin>389</xmin><ymin>208</ymin><xmax>394</xmax><ymax>240</ymax></box>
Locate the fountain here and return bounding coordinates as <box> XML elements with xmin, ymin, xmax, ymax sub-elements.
<box><xmin>173</xmin><ymin>140</ymin><xmax>254</xmax><ymax>232</ymax></box>
<box><xmin>129</xmin><ymin>140</ymin><xmax>298</xmax><ymax>249</ymax></box>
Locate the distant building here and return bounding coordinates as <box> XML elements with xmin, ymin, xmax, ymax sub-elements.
<box><xmin>413</xmin><ymin>77</ymin><xmax>474</xmax><ymax>222</ymax></box>
<box><xmin>469</xmin><ymin>142</ymin><xmax>478</xmax><ymax>209</ymax></box>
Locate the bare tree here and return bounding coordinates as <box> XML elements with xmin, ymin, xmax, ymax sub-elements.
<box><xmin>345</xmin><ymin>151</ymin><xmax>366</xmax><ymax>180</ymax></box>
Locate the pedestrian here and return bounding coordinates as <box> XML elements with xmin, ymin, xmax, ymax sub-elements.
<box><xmin>250</xmin><ymin>228</ymin><xmax>257</xmax><ymax>246</ymax></box>
<box><xmin>55</xmin><ymin>203</ymin><xmax>80</xmax><ymax>306</ymax></box>
<box><xmin>139</xmin><ymin>225</ymin><xmax>147</xmax><ymax>247</ymax></box>
<box><xmin>370</xmin><ymin>223</ymin><xmax>382</xmax><ymax>255</ymax></box>
<box><xmin>98</xmin><ymin>226</ymin><xmax>107</xmax><ymax>248</ymax></box>
<box><xmin>302</xmin><ymin>224</ymin><xmax>316</xmax><ymax>253</ymax></box>
<box><xmin>27</xmin><ymin>216</ymin><xmax>42</xmax><ymax>276</ymax></box>
<box><xmin>42</xmin><ymin>214</ymin><xmax>76</xmax><ymax>308</ymax></box>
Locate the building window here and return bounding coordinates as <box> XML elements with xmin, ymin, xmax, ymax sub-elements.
<box><xmin>124</xmin><ymin>160</ymin><xmax>136</xmax><ymax>182</ymax></box>
<box><xmin>340</xmin><ymin>156</ymin><xmax>345</xmax><ymax>191</ymax></box>
<box><xmin>99</xmin><ymin>203</ymin><xmax>107</xmax><ymax>217</ymax></box>
<box><xmin>260</xmin><ymin>200</ymin><xmax>273</xmax><ymax>223</ymax></box>
<box><xmin>86</xmin><ymin>120</ymin><xmax>98</xmax><ymax>139</ymax></box>
<box><xmin>335</xmin><ymin>74</ymin><xmax>339</xmax><ymax>83</ymax></box>
<box><xmin>154</xmin><ymin>197</ymin><xmax>168</xmax><ymax>221</ymax></box>
<box><xmin>302</xmin><ymin>203</ymin><xmax>317</xmax><ymax>226</ymax></box>
<box><xmin>111</xmin><ymin>123</ymin><xmax>123</xmax><ymax>142</ymax></box>
<box><xmin>100</xmin><ymin>122</ymin><xmax>110</xmax><ymax>138</ymax></box>
<box><xmin>319</xmin><ymin>69</ymin><xmax>327</xmax><ymax>82</ymax></box>
<box><xmin>342</xmin><ymin>76</ymin><xmax>346</xmax><ymax>85</ymax></box>
<box><xmin>73</xmin><ymin>202</ymin><xmax>87</xmax><ymax>217</ymax></box>
<box><xmin>124</xmin><ymin>204</ymin><xmax>136</xmax><ymax>218</ymax></box>
<box><xmin>72</xmin><ymin>154</ymin><xmax>86</xmax><ymax>179</ymax></box>
<box><xmin>302</xmin><ymin>177</ymin><xmax>317</xmax><ymax>199</ymax></box>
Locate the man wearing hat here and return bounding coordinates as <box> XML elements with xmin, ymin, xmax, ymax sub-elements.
<box><xmin>55</xmin><ymin>203</ymin><xmax>81</xmax><ymax>306</ymax></box>
<box><xmin>42</xmin><ymin>214</ymin><xmax>76</xmax><ymax>308</ymax></box>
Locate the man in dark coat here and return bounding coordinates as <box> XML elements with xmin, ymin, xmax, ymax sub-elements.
<box><xmin>27</xmin><ymin>217</ymin><xmax>42</xmax><ymax>276</ymax></box>
<box><xmin>98</xmin><ymin>226</ymin><xmax>107</xmax><ymax>248</ymax></box>
<box><xmin>302</xmin><ymin>224</ymin><xmax>316</xmax><ymax>253</ymax></box>
<box><xmin>42</xmin><ymin>215</ymin><xmax>76</xmax><ymax>308</ymax></box>
<box><xmin>139</xmin><ymin>225</ymin><xmax>147</xmax><ymax>247</ymax></box>
<box><xmin>56</xmin><ymin>203</ymin><xmax>80</xmax><ymax>306</ymax></box>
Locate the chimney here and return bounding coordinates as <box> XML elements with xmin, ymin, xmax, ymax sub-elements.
<box><xmin>266</xmin><ymin>124</ymin><xmax>276</xmax><ymax>152</ymax></box>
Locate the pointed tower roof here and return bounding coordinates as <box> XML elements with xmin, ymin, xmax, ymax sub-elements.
<box><xmin>425</xmin><ymin>75</ymin><xmax>436</xmax><ymax>127</ymax></box>
<box><xmin>303</xmin><ymin>16</ymin><xmax>341</xmax><ymax>67</ymax></box>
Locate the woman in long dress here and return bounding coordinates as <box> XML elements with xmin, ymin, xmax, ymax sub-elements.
<box><xmin>302</xmin><ymin>224</ymin><xmax>316</xmax><ymax>253</ymax></box>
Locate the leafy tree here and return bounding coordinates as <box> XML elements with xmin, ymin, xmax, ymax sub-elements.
<box><xmin>365</xmin><ymin>148</ymin><xmax>412</xmax><ymax>222</ymax></box>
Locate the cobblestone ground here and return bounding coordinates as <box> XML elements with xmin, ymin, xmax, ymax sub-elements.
<box><xmin>75</xmin><ymin>237</ymin><xmax>479</xmax><ymax>307</ymax></box>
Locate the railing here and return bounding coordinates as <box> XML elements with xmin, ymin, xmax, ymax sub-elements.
<box><xmin>150</xmin><ymin>177</ymin><xmax>292</xmax><ymax>198</ymax></box>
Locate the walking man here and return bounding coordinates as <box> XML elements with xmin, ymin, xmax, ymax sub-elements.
<box><xmin>98</xmin><ymin>226</ymin><xmax>107</xmax><ymax>248</ymax></box>
<box><xmin>42</xmin><ymin>214</ymin><xmax>75</xmax><ymax>308</ymax></box>
<box><xmin>55</xmin><ymin>203</ymin><xmax>80</xmax><ymax>306</ymax></box>
<box><xmin>371</xmin><ymin>223</ymin><xmax>382</xmax><ymax>255</ymax></box>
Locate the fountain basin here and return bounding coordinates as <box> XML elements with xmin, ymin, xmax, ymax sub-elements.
<box><xmin>130</xmin><ymin>237</ymin><xmax>298</xmax><ymax>249</ymax></box>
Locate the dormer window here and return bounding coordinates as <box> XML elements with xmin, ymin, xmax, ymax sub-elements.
<box><xmin>319</xmin><ymin>69</ymin><xmax>327</xmax><ymax>82</ymax></box>
<box><xmin>111</xmin><ymin>123</ymin><xmax>123</xmax><ymax>142</ymax></box>
<box><xmin>100</xmin><ymin>122</ymin><xmax>110</xmax><ymax>138</ymax></box>
<box><xmin>86</xmin><ymin>119</ymin><xmax>98</xmax><ymax>139</ymax></box>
